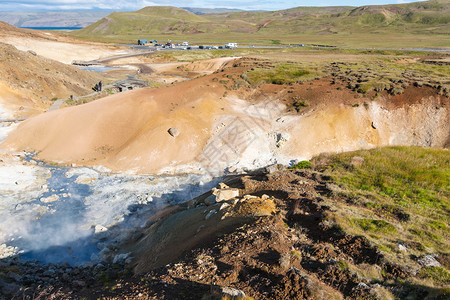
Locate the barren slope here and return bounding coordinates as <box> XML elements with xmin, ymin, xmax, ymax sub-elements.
<box><xmin>0</xmin><ymin>42</ymin><xmax>106</xmax><ymax>118</ymax></box>
<box><xmin>2</xmin><ymin>57</ymin><xmax>448</xmax><ymax>174</ymax></box>
<box><xmin>1</xmin><ymin>74</ymin><xmax>228</xmax><ymax>173</ymax></box>
<box><xmin>0</xmin><ymin>21</ymin><xmax>125</xmax><ymax>64</ymax></box>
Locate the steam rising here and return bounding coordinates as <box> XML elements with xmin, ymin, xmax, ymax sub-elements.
<box><xmin>0</xmin><ymin>158</ymin><xmax>218</xmax><ymax>265</ymax></box>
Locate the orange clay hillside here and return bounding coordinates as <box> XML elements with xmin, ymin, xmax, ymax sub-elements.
<box><xmin>2</xmin><ymin>57</ymin><xmax>448</xmax><ymax>174</ymax></box>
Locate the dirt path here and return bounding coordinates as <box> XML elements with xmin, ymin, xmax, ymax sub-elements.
<box><xmin>73</xmin><ymin>50</ymin><xmax>157</xmax><ymax>66</ymax></box>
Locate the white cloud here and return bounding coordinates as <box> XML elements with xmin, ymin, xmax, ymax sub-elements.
<box><xmin>0</xmin><ymin>0</ymin><xmax>430</xmax><ymax>11</ymax></box>
<box><xmin>0</xmin><ymin>0</ymin><xmax>162</xmax><ymax>11</ymax></box>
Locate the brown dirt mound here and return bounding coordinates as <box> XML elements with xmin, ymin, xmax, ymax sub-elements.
<box><xmin>1</xmin><ymin>75</ymin><xmax>228</xmax><ymax>173</ymax></box>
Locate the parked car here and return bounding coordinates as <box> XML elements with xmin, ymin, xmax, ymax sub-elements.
<box><xmin>205</xmin><ymin>46</ymin><xmax>212</xmax><ymax>49</ymax></box>
<box><xmin>137</xmin><ymin>39</ymin><xmax>148</xmax><ymax>45</ymax></box>
<box><xmin>187</xmin><ymin>46</ymin><xmax>192</xmax><ymax>50</ymax></box>
<box><xmin>212</xmin><ymin>46</ymin><xmax>218</xmax><ymax>49</ymax></box>
<box><xmin>198</xmin><ymin>45</ymin><xmax>204</xmax><ymax>49</ymax></box>
<box><xmin>218</xmin><ymin>46</ymin><xmax>224</xmax><ymax>49</ymax></box>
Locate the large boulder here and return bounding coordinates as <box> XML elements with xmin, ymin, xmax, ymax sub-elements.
<box><xmin>168</xmin><ymin>127</ymin><xmax>179</xmax><ymax>137</ymax></box>
<box><xmin>214</xmin><ymin>188</ymin><xmax>239</xmax><ymax>202</ymax></box>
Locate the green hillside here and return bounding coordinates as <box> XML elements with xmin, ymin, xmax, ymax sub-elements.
<box><xmin>76</xmin><ymin>6</ymin><xmax>210</xmax><ymax>36</ymax></box>
<box><xmin>71</xmin><ymin>1</ymin><xmax>450</xmax><ymax>48</ymax></box>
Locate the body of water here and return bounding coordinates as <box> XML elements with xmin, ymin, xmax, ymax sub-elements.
<box><xmin>20</xmin><ymin>27</ymin><xmax>83</xmax><ymax>30</ymax></box>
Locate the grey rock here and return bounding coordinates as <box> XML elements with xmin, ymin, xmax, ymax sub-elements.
<box><xmin>265</xmin><ymin>164</ymin><xmax>284</xmax><ymax>174</ymax></box>
<box><xmin>2</xmin><ymin>282</ymin><xmax>20</xmax><ymax>296</ymax></box>
<box><xmin>0</xmin><ymin>260</ymin><xmax>9</xmax><ymax>267</ymax></box>
<box><xmin>27</xmin><ymin>50</ymin><xmax>37</xmax><ymax>56</ymax></box>
<box><xmin>205</xmin><ymin>209</ymin><xmax>217</xmax><ymax>220</ymax></box>
<box><xmin>132</xmin><ymin>232</ymin><xmax>144</xmax><ymax>241</ymax></box>
<box><xmin>204</xmin><ymin>194</ymin><xmax>216</xmax><ymax>206</ymax></box>
<box><xmin>357</xmin><ymin>282</ymin><xmax>370</xmax><ymax>290</ymax></box>
<box><xmin>43</xmin><ymin>269</ymin><xmax>56</xmax><ymax>277</ymax></box>
<box><xmin>227</xmin><ymin>166</ymin><xmax>237</xmax><ymax>173</ymax></box>
<box><xmin>279</xmin><ymin>253</ymin><xmax>291</xmax><ymax>271</ymax></box>
<box><xmin>73</xmin><ymin>280</ymin><xmax>86</xmax><ymax>288</ymax></box>
<box><xmin>417</xmin><ymin>254</ymin><xmax>441</xmax><ymax>268</ymax></box>
<box><xmin>351</xmin><ymin>156</ymin><xmax>364</xmax><ymax>167</ymax></box>
<box><xmin>62</xmin><ymin>273</ymin><xmax>70</xmax><ymax>281</ymax></box>
<box><xmin>61</xmin><ymin>262</ymin><xmax>71</xmax><ymax>269</ymax></box>
<box><xmin>94</xmin><ymin>224</ymin><xmax>108</xmax><ymax>234</ymax></box>
<box><xmin>219</xmin><ymin>203</ymin><xmax>230</xmax><ymax>211</ymax></box>
<box><xmin>220</xmin><ymin>286</ymin><xmax>246</xmax><ymax>298</ymax></box>
<box><xmin>276</xmin><ymin>132</ymin><xmax>290</xmax><ymax>148</ymax></box>
<box><xmin>7</xmin><ymin>271</ymin><xmax>22</xmax><ymax>282</ymax></box>
<box><xmin>288</xmin><ymin>267</ymin><xmax>308</xmax><ymax>278</ymax></box>
<box><xmin>168</xmin><ymin>127</ymin><xmax>179</xmax><ymax>137</ymax></box>
<box><xmin>218</xmin><ymin>182</ymin><xmax>229</xmax><ymax>189</ymax></box>
<box><xmin>113</xmin><ymin>252</ymin><xmax>130</xmax><ymax>264</ymax></box>
<box><xmin>214</xmin><ymin>188</ymin><xmax>239</xmax><ymax>202</ymax></box>
<box><xmin>398</xmin><ymin>244</ymin><xmax>407</xmax><ymax>252</ymax></box>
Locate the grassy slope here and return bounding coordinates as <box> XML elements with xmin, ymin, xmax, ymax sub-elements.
<box><xmin>309</xmin><ymin>146</ymin><xmax>449</xmax><ymax>286</ymax></box>
<box><xmin>75</xmin><ymin>6</ymin><xmax>210</xmax><ymax>39</ymax></box>
<box><xmin>71</xmin><ymin>1</ymin><xmax>450</xmax><ymax>48</ymax></box>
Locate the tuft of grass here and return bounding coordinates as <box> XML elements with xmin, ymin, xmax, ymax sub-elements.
<box><xmin>336</xmin><ymin>260</ymin><xmax>349</xmax><ymax>271</ymax></box>
<box><xmin>293</xmin><ymin>100</ymin><xmax>308</xmax><ymax>112</ymax></box>
<box><xmin>417</xmin><ymin>266</ymin><xmax>450</xmax><ymax>285</ymax></box>
<box><xmin>245</xmin><ymin>63</ymin><xmax>321</xmax><ymax>86</ymax></box>
<box><xmin>290</xmin><ymin>160</ymin><xmax>312</xmax><ymax>170</ymax></box>
<box><xmin>290</xmin><ymin>250</ymin><xmax>302</xmax><ymax>259</ymax></box>
<box><xmin>352</xmin><ymin>218</ymin><xmax>397</xmax><ymax>234</ymax></box>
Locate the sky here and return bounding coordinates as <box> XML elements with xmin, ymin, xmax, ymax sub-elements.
<box><xmin>0</xmin><ymin>0</ymin><xmax>430</xmax><ymax>11</ymax></box>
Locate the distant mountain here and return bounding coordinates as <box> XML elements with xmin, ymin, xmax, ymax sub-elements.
<box><xmin>71</xmin><ymin>1</ymin><xmax>449</xmax><ymax>47</ymax></box>
<box><xmin>182</xmin><ymin>7</ymin><xmax>245</xmax><ymax>15</ymax></box>
<box><xmin>0</xmin><ymin>11</ymin><xmax>111</xmax><ymax>28</ymax></box>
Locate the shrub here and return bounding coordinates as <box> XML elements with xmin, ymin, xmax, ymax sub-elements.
<box><xmin>290</xmin><ymin>161</ymin><xmax>312</xmax><ymax>169</ymax></box>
